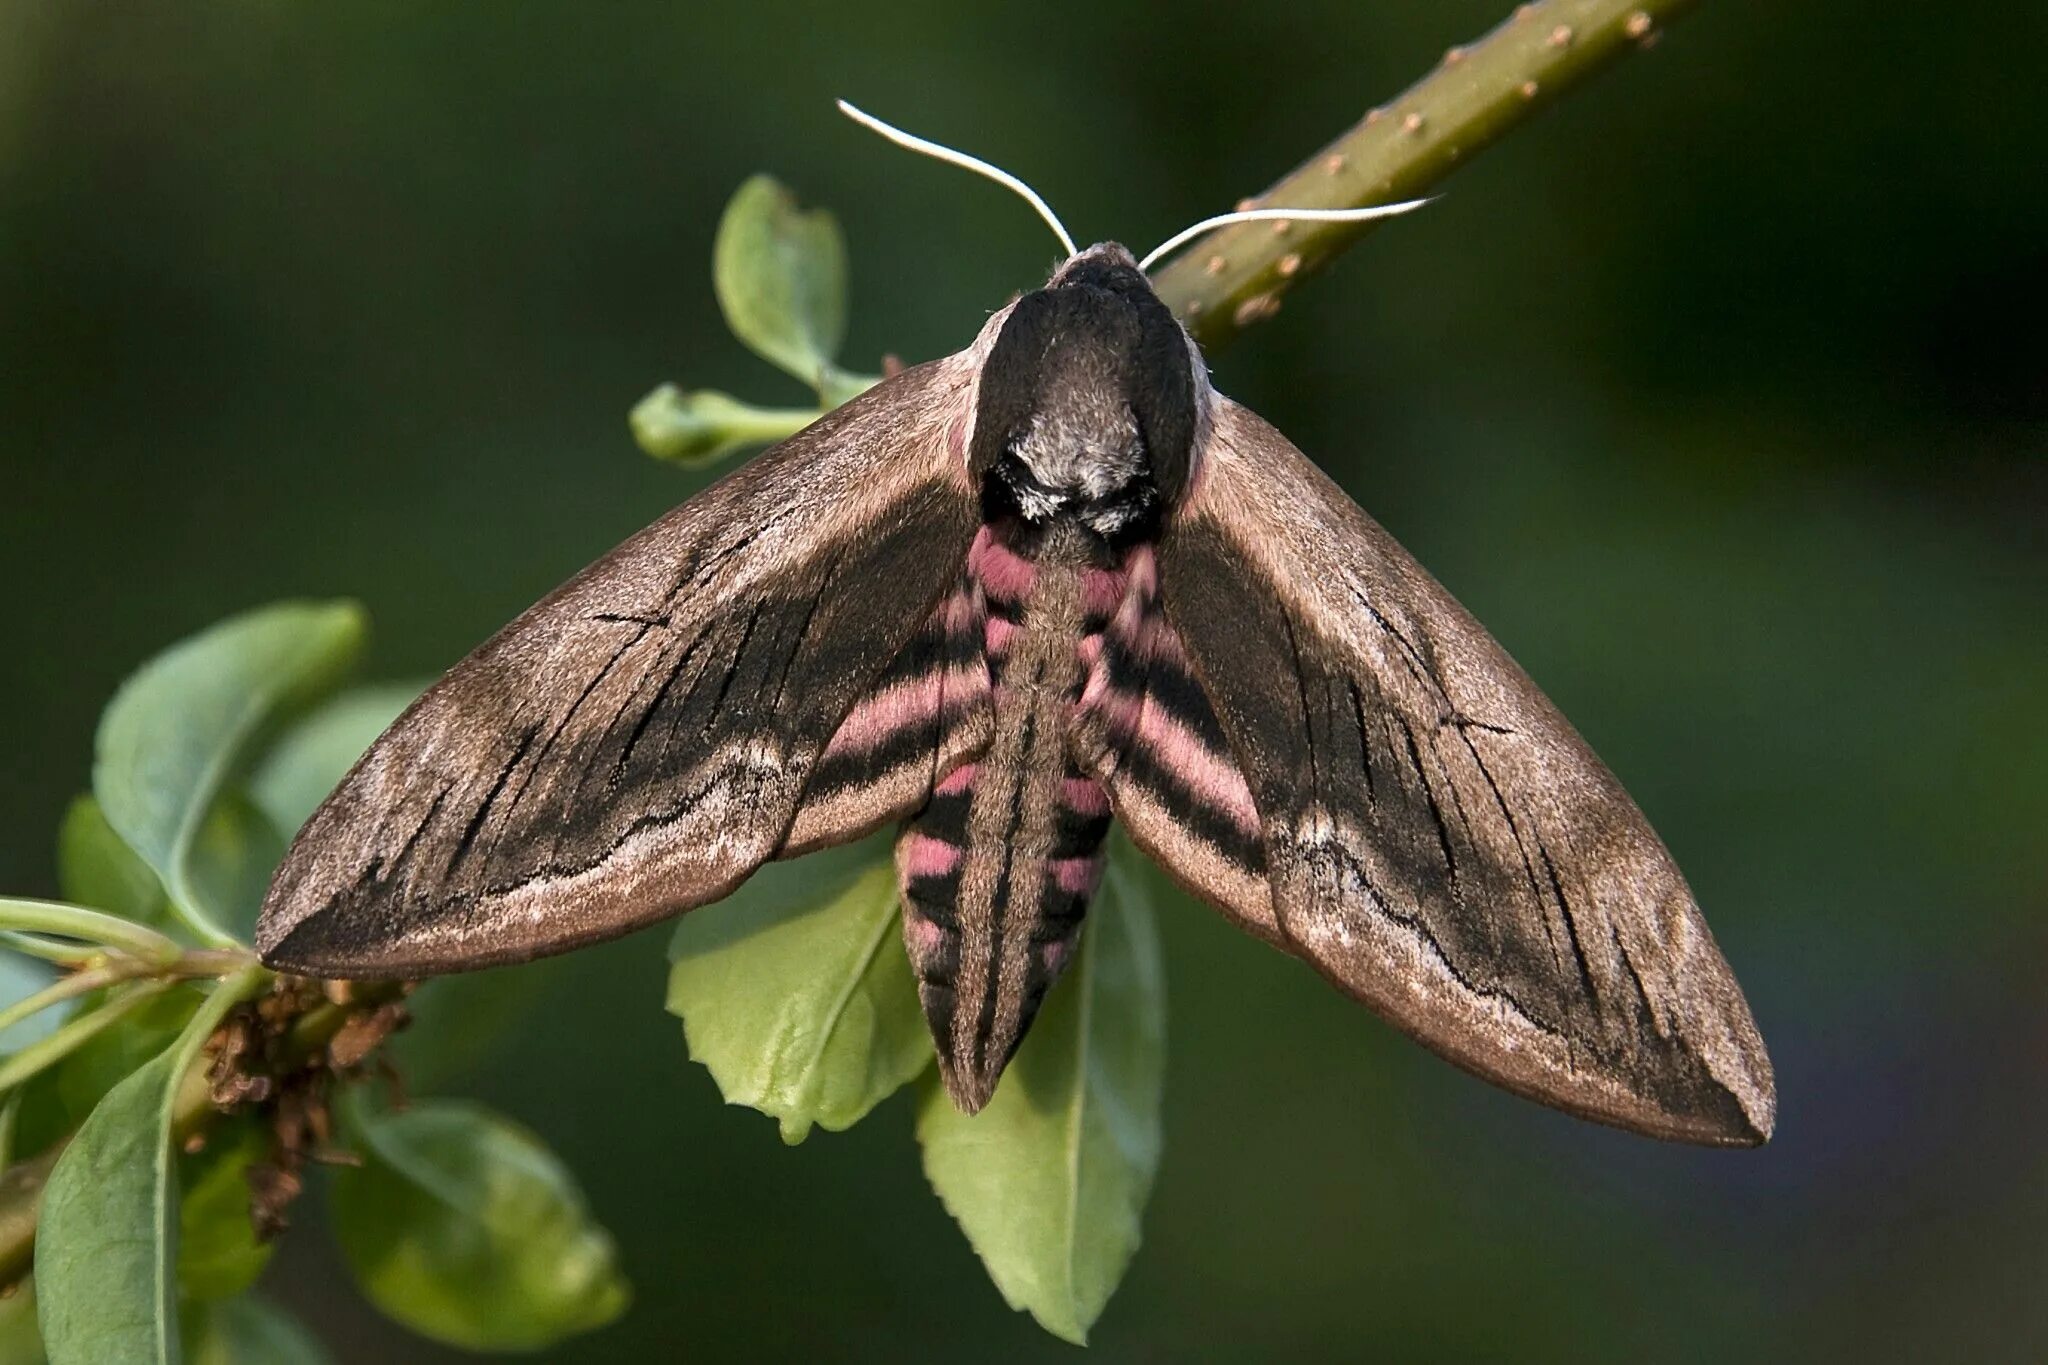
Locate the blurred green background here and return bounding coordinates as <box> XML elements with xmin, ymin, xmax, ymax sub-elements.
<box><xmin>3</xmin><ymin>1</ymin><xmax>2044</xmax><ymax>1360</ymax></box>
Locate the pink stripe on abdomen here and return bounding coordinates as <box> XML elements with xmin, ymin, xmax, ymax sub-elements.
<box><xmin>1049</xmin><ymin>855</ymin><xmax>1104</xmax><ymax>898</ymax></box>
<box><xmin>900</xmin><ymin>831</ymin><xmax>963</xmax><ymax>879</ymax></box>
<box><xmin>1080</xmin><ymin>567</ymin><xmax>1126</xmax><ymax>619</ymax></box>
<box><xmin>1061</xmin><ymin>776</ymin><xmax>1110</xmax><ymax>817</ymax></box>
<box><xmin>967</xmin><ymin>527</ymin><xmax>1037</xmax><ymax>603</ymax></box>
<box><xmin>984</xmin><ymin>614</ymin><xmax>1018</xmax><ymax>657</ymax></box>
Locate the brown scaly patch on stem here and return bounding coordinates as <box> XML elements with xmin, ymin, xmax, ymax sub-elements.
<box><xmin>199</xmin><ymin>976</ymin><xmax>413</xmax><ymax>1239</ymax></box>
<box><xmin>2</xmin><ymin>967</ymin><xmax>402</xmax><ymax>1251</ymax></box>
<box><xmin>0</xmin><ymin>972</ymin><xmax>415</xmax><ymax>1287</ymax></box>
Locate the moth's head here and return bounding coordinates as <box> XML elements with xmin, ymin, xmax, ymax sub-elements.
<box><xmin>966</xmin><ymin>243</ymin><xmax>1200</xmax><ymax>535</ymax></box>
<box><xmin>834</xmin><ymin>99</ymin><xmax>1429</xmax><ymax>535</ymax></box>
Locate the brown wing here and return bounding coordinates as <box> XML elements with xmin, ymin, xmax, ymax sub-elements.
<box><xmin>258</xmin><ymin>356</ymin><xmax>985</xmax><ymax>977</ymax></box>
<box><xmin>1152</xmin><ymin>396</ymin><xmax>1775</xmax><ymax>1146</ymax></box>
<box><xmin>1067</xmin><ymin>545</ymin><xmax>1278</xmax><ymax>940</ymax></box>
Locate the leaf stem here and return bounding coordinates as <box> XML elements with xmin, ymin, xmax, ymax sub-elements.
<box><xmin>0</xmin><ymin>933</ymin><xmax>104</xmax><ymax>968</ymax></box>
<box><xmin>714</xmin><ymin>404</ymin><xmax>826</xmax><ymax>444</ymax></box>
<box><xmin>0</xmin><ymin>967</ymin><xmax>121</xmax><ymax>1038</ymax></box>
<box><xmin>0</xmin><ymin>899</ymin><xmax>183</xmax><ymax>967</ymax></box>
<box><xmin>0</xmin><ymin>947</ymin><xmax>260</xmax><ymax>1040</ymax></box>
<box><xmin>1153</xmin><ymin>0</ymin><xmax>1699</xmax><ymax>348</ymax></box>
<box><xmin>0</xmin><ymin>982</ymin><xmax>176</xmax><ymax>1094</ymax></box>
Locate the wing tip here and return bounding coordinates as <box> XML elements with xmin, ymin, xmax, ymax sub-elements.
<box><xmin>255</xmin><ymin>909</ymin><xmax>388</xmax><ymax>981</ymax></box>
<box><xmin>1714</xmin><ymin>1060</ymin><xmax>1777</xmax><ymax>1148</ymax></box>
<box><xmin>1690</xmin><ymin>1089</ymin><xmax>1775</xmax><ymax>1148</ymax></box>
<box><xmin>1572</xmin><ymin>1069</ymin><xmax>1774</xmax><ymax>1148</ymax></box>
<box><xmin>254</xmin><ymin>872</ymin><xmax>419</xmax><ymax>981</ymax></box>
<box><xmin>1647</xmin><ymin>1037</ymin><xmax>1776</xmax><ymax>1148</ymax></box>
<box><xmin>252</xmin><ymin>882</ymin><xmax>313</xmax><ymax>968</ymax></box>
<box><xmin>1696</xmin><ymin>1002</ymin><xmax>1778</xmax><ymax>1147</ymax></box>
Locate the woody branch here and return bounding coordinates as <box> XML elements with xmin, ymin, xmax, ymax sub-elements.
<box><xmin>1154</xmin><ymin>0</ymin><xmax>1698</xmax><ymax>348</ymax></box>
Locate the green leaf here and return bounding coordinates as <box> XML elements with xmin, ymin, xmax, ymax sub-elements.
<box><xmin>628</xmin><ymin>383</ymin><xmax>820</xmax><ymax>468</ymax></box>
<box><xmin>7</xmin><ymin>988</ymin><xmax>200</xmax><ymax>1161</ymax></box>
<box><xmin>56</xmin><ymin>795</ymin><xmax>167</xmax><ymax>926</ymax></box>
<box><xmin>0</xmin><ymin>1277</ymin><xmax>47</xmax><ymax>1365</ymax></box>
<box><xmin>181</xmin><ymin>792</ymin><xmax>284</xmax><ymax>946</ymax></box>
<box><xmin>180</xmin><ymin>1298</ymin><xmax>329</xmax><ymax>1365</ymax></box>
<box><xmin>331</xmin><ymin>1099</ymin><xmax>629</xmax><ymax>1352</ymax></box>
<box><xmin>51</xmin><ymin>991</ymin><xmax>199</xmax><ymax>1132</ymax></box>
<box><xmin>713</xmin><ymin>174</ymin><xmax>848</xmax><ymax>388</ymax></box>
<box><xmin>94</xmin><ymin>601</ymin><xmax>367</xmax><ymax>945</ymax></box>
<box><xmin>176</xmin><ymin>1119</ymin><xmax>272</xmax><ymax>1303</ymax></box>
<box><xmin>36</xmin><ymin>971</ymin><xmax>262</xmax><ymax>1365</ymax></box>
<box><xmin>667</xmin><ymin>834</ymin><xmax>929</xmax><ymax>1143</ymax></box>
<box><xmin>915</xmin><ymin>850</ymin><xmax>1166</xmax><ymax>1345</ymax></box>
<box><xmin>246</xmin><ymin>681</ymin><xmax>423</xmax><ymax>840</ymax></box>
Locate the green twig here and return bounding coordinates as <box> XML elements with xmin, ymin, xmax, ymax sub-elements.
<box><xmin>0</xmin><ymin>899</ymin><xmax>183</xmax><ymax>968</ymax></box>
<box><xmin>0</xmin><ymin>933</ymin><xmax>104</xmax><ymax>968</ymax></box>
<box><xmin>0</xmin><ymin>949</ymin><xmax>259</xmax><ymax>1039</ymax></box>
<box><xmin>0</xmin><ymin>1148</ymin><xmax>49</xmax><ymax>1292</ymax></box>
<box><xmin>0</xmin><ymin>983</ymin><xmax>176</xmax><ymax>1094</ymax></box>
<box><xmin>1154</xmin><ymin>0</ymin><xmax>1698</xmax><ymax>348</ymax></box>
<box><xmin>0</xmin><ymin>968</ymin><xmax>123</xmax><ymax>1038</ymax></box>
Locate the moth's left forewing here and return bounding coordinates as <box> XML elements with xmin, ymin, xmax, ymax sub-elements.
<box><xmin>1152</xmin><ymin>397</ymin><xmax>1775</xmax><ymax>1146</ymax></box>
<box><xmin>258</xmin><ymin>352</ymin><xmax>990</xmax><ymax>978</ymax></box>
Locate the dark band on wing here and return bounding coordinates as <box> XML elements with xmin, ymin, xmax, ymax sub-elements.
<box><xmin>1156</xmin><ymin>488</ymin><xmax>1771</xmax><ymax>1144</ymax></box>
<box><xmin>784</xmin><ymin>570</ymin><xmax>994</xmax><ymax>854</ymax></box>
<box><xmin>1075</xmin><ymin>550</ymin><xmax>1267</xmax><ymax>882</ymax></box>
<box><xmin>260</xmin><ymin>448</ymin><xmax>984</xmax><ymax>976</ymax></box>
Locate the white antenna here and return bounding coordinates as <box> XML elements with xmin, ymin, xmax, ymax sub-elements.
<box><xmin>1137</xmin><ymin>201</ymin><xmax>1431</xmax><ymax>272</ymax></box>
<box><xmin>837</xmin><ymin>100</ymin><xmax>1078</xmax><ymax>259</ymax></box>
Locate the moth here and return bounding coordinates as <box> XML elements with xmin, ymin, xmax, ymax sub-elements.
<box><xmin>258</xmin><ymin>104</ymin><xmax>1774</xmax><ymax>1145</ymax></box>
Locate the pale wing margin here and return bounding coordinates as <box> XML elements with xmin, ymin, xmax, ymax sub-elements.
<box><xmin>1156</xmin><ymin>396</ymin><xmax>1775</xmax><ymax>1145</ymax></box>
<box><xmin>258</xmin><ymin>355</ymin><xmax>983</xmax><ymax>978</ymax></box>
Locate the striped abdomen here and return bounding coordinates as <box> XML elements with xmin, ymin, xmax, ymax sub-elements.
<box><xmin>897</xmin><ymin>525</ymin><xmax>1116</xmax><ymax>1112</ymax></box>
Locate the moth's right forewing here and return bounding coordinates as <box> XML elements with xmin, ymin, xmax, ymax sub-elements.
<box><xmin>258</xmin><ymin>355</ymin><xmax>986</xmax><ymax>979</ymax></box>
<box><xmin>1155</xmin><ymin>398</ymin><xmax>1775</xmax><ymax>1146</ymax></box>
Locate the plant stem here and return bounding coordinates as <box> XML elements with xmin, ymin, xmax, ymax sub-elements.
<box><xmin>0</xmin><ymin>949</ymin><xmax>254</xmax><ymax>1040</ymax></box>
<box><xmin>0</xmin><ymin>967</ymin><xmax>123</xmax><ymax>1037</ymax></box>
<box><xmin>0</xmin><ymin>1151</ymin><xmax>51</xmax><ymax>1292</ymax></box>
<box><xmin>0</xmin><ymin>983</ymin><xmax>175</xmax><ymax>1093</ymax></box>
<box><xmin>0</xmin><ymin>898</ymin><xmax>184</xmax><ymax>967</ymax></box>
<box><xmin>0</xmin><ymin>933</ymin><xmax>104</xmax><ymax>967</ymax></box>
<box><xmin>1154</xmin><ymin>0</ymin><xmax>1699</xmax><ymax>348</ymax></box>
